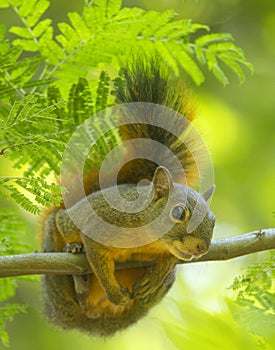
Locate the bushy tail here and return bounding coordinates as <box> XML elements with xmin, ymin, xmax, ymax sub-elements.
<box><xmin>113</xmin><ymin>56</ymin><xmax>200</xmax><ymax>187</ymax></box>
<box><xmin>63</xmin><ymin>56</ymin><xmax>204</xmax><ymax>207</ymax></box>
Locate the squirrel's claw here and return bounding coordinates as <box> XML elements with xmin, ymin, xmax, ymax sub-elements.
<box><xmin>64</xmin><ymin>242</ymin><xmax>84</xmax><ymax>254</ymax></box>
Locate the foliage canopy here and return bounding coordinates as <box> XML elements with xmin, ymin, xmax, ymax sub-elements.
<box><xmin>0</xmin><ymin>0</ymin><xmax>252</xmax><ymax>214</ymax></box>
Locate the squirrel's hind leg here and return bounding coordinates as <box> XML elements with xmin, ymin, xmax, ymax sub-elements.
<box><xmin>131</xmin><ymin>257</ymin><xmax>177</xmax><ymax>301</ymax></box>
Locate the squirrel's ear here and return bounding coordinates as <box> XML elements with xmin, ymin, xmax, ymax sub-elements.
<box><xmin>202</xmin><ymin>184</ymin><xmax>216</xmax><ymax>202</ymax></box>
<box><xmin>152</xmin><ymin>166</ymin><xmax>172</xmax><ymax>200</ymax></box>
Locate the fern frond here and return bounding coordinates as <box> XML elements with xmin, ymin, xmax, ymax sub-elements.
<box><xmin>193</xmin><ymin>33</ymin><xmax>254</xmax><ymax>85</ymax></box>
<box><xmin>8</xmin><ymin>0</ymin><xmax>51</xmax><ymax>48</ymax></box>
<box><xmin>68</xmin><ymin>77</ymin><xmax>94</xmax><ymax>124</ymax></box>
<box><xmin>65</xmin><ymin>74</ymin><xmax>120</xmax><ymax>173</ymax></box>
<box><xmin>0</xmin><ymin>35</ymin><xmax>51</xmax><ymax>98</ymax></box>
<box><xmin>2</xmin><ymin>0</ymin><xmax>253</xmax><ymax>91</ymax></box>
<box><xmin>53</xmin><ymin>2</ymin><xmax>252</xmax><ymax>87</ymax></box>
<box><xmin>95</xmin><ymin>71</ymin><xmax>111</xmax><ymax>112</ymax></box>
<box><xmin>0</xmin><ymin>181</ymin><xmax>39</xmax><ymax>214</ymax></box>
<box><xmin>0</xmin><ymin>73</ymin><xmax>119</xmax><ymax>212</ymax></box>
<box><xmin>0</xmin><ymin>92</ymin><xmax>69</xmax><ymax>179</ymax></box>
<box><xmin>0</xmin><ymin>177</ymin><xmax>63</xmax><ymax>213</ymax></box>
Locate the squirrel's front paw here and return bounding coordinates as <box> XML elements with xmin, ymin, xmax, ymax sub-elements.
<box><xmin>64</xmin><ymin>242</ymin><xmax>84</xmax><ymax>254</ymax></box>
<box><xmin>107</xmin><ymin>286</ymin><xmax>131</xmax><ymax>306</ymax></box>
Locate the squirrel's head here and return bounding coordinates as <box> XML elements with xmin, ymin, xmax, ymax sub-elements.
<box><xmin>151</xmin><ymin>166</ymin><xmax>215</xmax><ymax>261</ymax></box>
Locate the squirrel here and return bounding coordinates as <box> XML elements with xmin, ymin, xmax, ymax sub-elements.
<box><xmin>41</xmin><ymin>57</ymin><xmax>216</xmax><ymax>337</ymax></box>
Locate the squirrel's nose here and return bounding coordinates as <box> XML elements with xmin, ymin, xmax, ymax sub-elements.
<box><xmin>180</xmin><ymin>236</ymin><xmax>209</xmax><ymax>257</ymax></box>
<box><xmin>171</xmin><ymin>237</ymin><xmax>210</xmax><ymax>261</ymax></box>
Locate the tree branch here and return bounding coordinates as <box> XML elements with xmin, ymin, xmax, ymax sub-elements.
<box><xmin>0</xmin><ymin>229</ymin><xmax>274</xmax><ymax>278</ymax></box>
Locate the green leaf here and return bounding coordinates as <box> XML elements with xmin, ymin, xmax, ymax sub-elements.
<box><xmin>155</xmin><ymin>40</ymin><xmax>179</xmax><ymax>75</ymax></box>
<box><xmin>95</xmin><ymin>71</ymin><xmax>110</xmax><ymax>112</ymax></box>
<box><xmin>12</xmin><ymin>38</ymin><xmax>38</xmax><ymax>51</ymax></box>
<box><xmin>212</xmin><ymin>63</ymin><xmax>229</xmax><ymax>86</ymax></box>
<box><xmin>194</xmin><ymin>46</ymin><xmax>206</xmax><ymax>65</ymax></box>
<box><xmin>0</xmin><ymin>0</ymin><xmax>10</xmax><ymax>8</ymax></box>
<box><xmin>56</xmin><ymin>22</ymin><xmax>79</xmax><ymax>52</ymax></box>
<box><xmin>84</xmin><ymin>0</ymin><xmax>108</xmax><ymax>26</ymax></box>
<box><xmin>68</xmin><ymin>12</ymin><xmax>91</xmax><ymax>41</ymax></box>
<box><xmin>138</xmin><ymin>10</ymin><xmax>177</xmax><ymax>38</ymax></box>
<box><xmin>10</xmin><ymin>0</ymin><xmax>23</xmax><ymax>6</ymax></box>
<box><xmin>105</xmin><ymin>0</ymin><xmax>122</xmax><ymax>17</ymax></box>
<box><xmin>220</xmin><ymin>56</ymin><xmax>245</xmax><ymax>83</ymax></box>
<box><xmin>0</xmin><ymin>329</ymin><xmax>9</xmax><ymax>348</ymax></box>
<box><xmin>5</xmin><ymin>184</ymin><xmax>41</xmax><ymax>214</ymax></box>
<box><xmin>9</xmin><ymin>26</ymin><xmax>33</xmax><ymax>39</ymax></box>
<box><xmin>156</xmin><ymin>18</ymin><xmax>208</xmax><ymax>40</ymax></box>
<box><xmin>17</xmin><ymin>0</ymin><xmax>37</xmax><ymax>18</ymax></box>
<box><xmin>39</xmin><ymin>27</ymin><xmax>66</xmax><ymax>63</ymax></box>
<box><xmin>68</xmin><ymin>77</ymin><xmax>94</xmax><ymax>124</ymax></box>
<box><xmin>205</xmin><ymin>50</ymin><xmax>229</xmax><ymax>85</ymax></box>
<box><xmin>24</xmin><ymin>0</ymin><xmax>50</xmax><ymax>27</ymax></box>
<box><xmin>0</xmin><ymin>177</ymin><xmax>64</xmax><ymax>214</ymax></box>
<box><xmin>32</xmin><ymin>18</ymin><xmax>52</xmax><ymax>37</ymax></box>
<box><xmin>168</xmin><ymin>41</ymin><xmax>205</xmax><ymax>85</ymax></box>
<box><xmin>195</xmin><ymin>33</ymin><xmax>233</xmax><ymax>47</ymax></box>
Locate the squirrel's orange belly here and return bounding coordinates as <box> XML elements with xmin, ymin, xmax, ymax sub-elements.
<box><xmin>84</xmin><ymin>268</ymin><xmax>146</xmax><ymax>318</ymax></box>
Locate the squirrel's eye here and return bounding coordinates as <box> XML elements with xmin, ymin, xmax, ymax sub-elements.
<box><xmin>170</xmin><ymin>205</ymin><xmax>189</xmax><ymax>223</ymax></box>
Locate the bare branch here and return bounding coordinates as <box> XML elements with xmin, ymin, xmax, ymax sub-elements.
<box><xmin>191</xmin><ymin>229</ymin><xmax>275</xmax><ymax>262</ymax></box>
<box><xmin>0</xmin><ymin>229</ymin><xmax>274</xmax><ymax>278</ymax></box>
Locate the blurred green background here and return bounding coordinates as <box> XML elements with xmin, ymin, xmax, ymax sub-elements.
<box><xmin>0</xmin><ymin>0</ymin><xmax>274</xmax><ymax>349</ymax></box>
